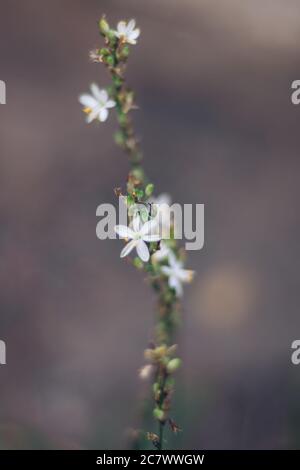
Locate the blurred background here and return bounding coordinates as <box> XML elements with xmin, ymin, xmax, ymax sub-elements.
<box><xmin>0</xmin><ymin>0</ymin><xmax>300</xmax><ymax>449</ymax></box>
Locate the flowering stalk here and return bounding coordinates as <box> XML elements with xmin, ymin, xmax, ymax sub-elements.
<box><xmin>79</xmin><ymin>16</ymin><xmax>194</xmax><ymax>450</ymax></box>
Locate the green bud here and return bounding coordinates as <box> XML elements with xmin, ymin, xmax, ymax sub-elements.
<box><xmin>106</xmin><ymin>85</ymin><xmax>114</xmax><ymax>96</ymax></box>
<box><xmin>120</xmin><ymin>45</ymin><xmax>130</xmax><ymax>59</ymax></box>
<box><xmin>127</xmin><ymin>195</ymin><xmax>135</xmax><ymax>206</ymax></box>
<box><xmin>114</xmin><ymin>131</ymin><xmax>125</xmax><ymax>146</ymax></box>
<box><xmin>134</xmin><ymin>188</ymin><xmax>144</xmax><ymax>200</ymax></box>
<box><xmin>166</xmin><ymin>358</ymin><xmax>182</xmax><ymax>374</ymax></box>
<box><xmin>118</xmin><ymin>113</ymin><xmax>127</xmax><ymax>126</ymax></box>
<box><xmin>131</xmin><ymin>167</ymin><xmax>145</xmax><ymax>182</ymax></box>
<box><xmin>107</xmin><ymin>31</ymin><xmax>117</xmax><ymax>46</ymax></box>
<box><xmin>106</xmin><ymin>55</ymin><xmax>114</xmax><ymax>66</ymax></box>
<box><xmin>165</xmin><ymin>376</ymin><xmax>175</xmax><ymax>389</ymax></box>
<box><xmin>140</xmin><ymin>207</ymin><xmax>149</xmax><ymax>223</ymax></box>
<box><xmin>99</xmin><ymin>17</ymin><xmax>109</xmax><ymax>35</ymax></box>
<box><xmin>145</xmin><ymin>183</ymin><xmax>154</xmax><ymax>198</ymax></box>
<box><xmin>153</xmin><ymin>408</ymin><xmax>165</xmax><ymax>422</ymax></box>
<box><xmin>113</xmin><ymin>76</ymin><xmax>123</xmax><ymax>88</ymax></box>
<box><xmin>100</xmin><ymin>48</ymin><xmax>110</xmax><ymax>57</ymax></box>
<box><xmin>133</xmin><ymin>257</ymin><xmax>144</xmax><ymax>270</ymax></box>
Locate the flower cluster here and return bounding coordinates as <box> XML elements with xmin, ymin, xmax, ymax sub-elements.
<box><xmin>114</xmin><ymin>197</ymin><xmax>194</xmax><ymax>298</ymax></box>
<box><xmin>79</xmin><ymin>16</ymin><xmax>195</xmax><ymax>450</ymax></box>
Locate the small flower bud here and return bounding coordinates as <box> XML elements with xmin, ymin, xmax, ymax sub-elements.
<box><xmin>89</xmin><ymin>49</ymin><xmax>101</xmax><ymax>63</ymax></box>
<box><xmin>145</xmin><ymin>183</ymin><xmax>154</xmax><ymax>198</ymax></box>
<box><xmin>144</xmin><ymin>348</ymin><xmax>155</xmax><ymax>362</ymax></box>
<box><xmin>133</xmin><ymin>188</ymin><xmax>144</xmax><ymax>200</ymax></box>
<box><xmin>139</xmin><ymin>364</ymin><xmax>153</xmax><ymax>380</ymax></box>
<box><xmin>100</xmin><ymin>48</ymin><xmax>110</xmax><ymax>57</ymax></box>
<box><xmin>114</xmin><ymin>131</ymin><xmax>125</xmax><ymax>147</ymax></box>
<box><xmin>131</xmin><ymin>168</ymin><xmax>144</xmax><ymax>182</ymax></box>
<box><xmin>106</xmin><ymin>55</ymin><xmax>114</xmax><ymax>66</ymax></box>
<box><xmin>166</xmin><ymin>358</ymin><xmax>182</xmax><ymax>374</ymax></box>
<box><xmin>153</xmin><ymin>407</ymin><xmax>165</xmax><ymax>422</ymax></box>
<box><xmin>133</xmin><ymin>257</ymin><xmax>144</xmax><ymax>270</ymax></box>
<box><xmin>99</xmin><ymin>16</ymin><xmax>110</xmax><ymax>35</ymax></box>
<box><xmin>118</xmin><ymin>113</ymin><xmax>127</xmax><ymax>126</ymax></box>
<box><xmin>119</xmin><ymin>45</ymin><xmax>130</xmax><ymax>60</ymax></box>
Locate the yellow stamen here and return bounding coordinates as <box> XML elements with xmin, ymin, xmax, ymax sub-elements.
<box><xmin>83</xmin><ymin>107</ymin><xmax>92</xmax><ymax>114</ymax></box>
<box><xmin>186</xmin><ymin>270</ymin><xmax>195</xmax><ymax>282</ymax></box>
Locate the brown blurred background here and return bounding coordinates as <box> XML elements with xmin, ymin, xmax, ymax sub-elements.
<box><xmin>0</xmin><ymin>0</ymin><xmax>300</xmax><ymax>449</ymax></box>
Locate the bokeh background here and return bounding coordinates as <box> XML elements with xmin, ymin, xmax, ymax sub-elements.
<box><xmin>0</xmin><ymin>0</ymin><xmax>300</xmax><ymax>449</ymax></box>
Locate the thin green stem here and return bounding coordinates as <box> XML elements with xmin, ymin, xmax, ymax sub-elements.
<box><xmin>98</xmin><ymin>19</ymin><xmax>182</xmax><ymax>450</ymax></box>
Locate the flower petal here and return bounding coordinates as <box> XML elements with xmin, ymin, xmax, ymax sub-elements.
<box><xmin>151</xmin><ymin>243</ymin><xmax>170</xmax><ymax>262</ymax></box>
<box><xmin>86</xmin><ymin>106</ymin><xmax>101</xmax><ymax>123</ymax></box>
<box><xmin>169</xmin><ymin>275</ymin><xmax>183</xmax><ymax>297</ymax></box>
<box><xmin>79</xmin><ymin>94</ymin><xmax>97</xmax><ymax>108</ymax></box>
<box><xmin>90</xmin><ymin>83</ymin><xmax>103</xmax><ymax>101</ymax></box>
<box><xmin>140</xmin><ymin>218</ymin><xmax>158</xmax><ymax>236</ymax></box>
<box><xmin>99</xmin><ymin>108</ymin><xmax>108</xmax><ymax>122</ymax></box>
<box><xmin>168</xmin><ymin>250</ymin><xmax>180</xmax><ymax>268</ymax></box>
<box><xmin>136</xmin><ymin>240</ymin><xmax>150</xmax><ymax>262</ymax></box>
<box><xmin>106</xmin><ymin>99</ymin><xmax>116</xmax><ymax>109</ymax></box>
<box><xmin>114</xmin><ymin>225</ymin><xmax>134</xmax><ymax>239</ymax></box>
<box><xmin>143</xmin><ymin>234</ymin><xmax>161</xmax><ymax>242</ymax></box>
<box><xmin>117</xmin><ymin>21</ymin><xmax>127</xmax><ymax>35</ymax></box>
<box><xmin>127</xmin><ymin>19</ymin><xmax>136</xmax><ymax>31</ymax></box>
<box><xmin>130</xmin><ymin>29</ymin><xmax>140</xmax><ymax>40</ymax></box>
<box><xmin>177</xmin><ymin>269</ymin><xmax>195</xmax><ymax>283</ymax></box>
<box><xmin>120</xmin><ymin>239</ymin><xmax>137</xmax><ymax>258</ymax></box>
<box><xmin>161</xmin><ymin>266</ymin><xmax>172</xmax><ymax>276</ymax></box>
<box><xmin>133</xmin><ymin>214</ymin><xmax>142</xmax><ymax>233</ymax></box>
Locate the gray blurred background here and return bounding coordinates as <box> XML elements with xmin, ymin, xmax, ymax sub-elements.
<box><xmin>0</xmin><ymin>0</ymin><xmax>300</xmax><ymax>449</ymax></box>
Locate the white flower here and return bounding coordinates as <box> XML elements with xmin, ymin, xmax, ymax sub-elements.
<box><xmin>161</xmin><ymin>252</ymin><xmax>194</xmax><ymax>297</ymax></box>
<box><xmin>79</xmin><ymin>83</ymin><xmax>115</xmax><ymax>123</ymax></box>
<box><xmin>114</xmin><ymin>215</ymin><xmax>161</xmax><ymax>262</ymax></box>
<box><xmin>115</xmin><ymin>19</ymin><xmax>140</xmax><ymax>45</ymax></box>
<box><xmin>152</xmin><ymin>241</ymin><xmax>171</xmax><ymax>263</ymax></box>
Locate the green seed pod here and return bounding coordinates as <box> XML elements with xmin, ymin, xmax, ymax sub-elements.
<box><xmin>167</xmin><ymin>358</ymin><xmax>182</xmax><ymax>374</ymax></box>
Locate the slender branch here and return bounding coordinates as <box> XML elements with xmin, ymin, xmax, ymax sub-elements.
<box><xmin>82</xmin><ymin>16</ymin><xmax>193</xmax><ymax>450</ymax></box>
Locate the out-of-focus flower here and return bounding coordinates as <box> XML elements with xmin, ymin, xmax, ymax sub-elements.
<box><xmin>115</xmin><ymin>19</ymin><xmax>140</xmax><ymax>45</ymax></box>
<box><xmin>114</xmin><ymin>215</ymin><xmax>160</xmax><ymax>262</ymax></box>
<box><xmin>161</xmin><ymin>252</ymin><xmax>194</xmax><ymax>297</ymax></box>
<box><xmin>139</xmin><ymin>364</ymin><xmax>153</xmax><ymax>380</ymax></box>
<box><xmin>152</xmin><ymin>241</ymin><xmax>171</xmax><ymax>263</ymax></box>
<box><xmin>79</xmin><ymin>84</ymin><xmax>115</xmax><ymax>123</ymax></box>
